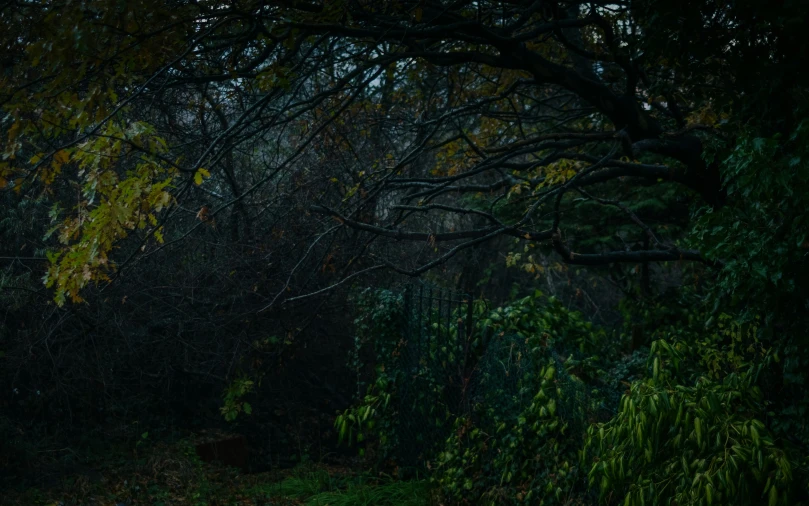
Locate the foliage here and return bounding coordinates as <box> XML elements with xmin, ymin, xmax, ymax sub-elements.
<box><xmin>3</xmin><ymin>2</ymin><xmax>809</xmax><ymax>506</ymax></box>
<box><xmin>242</xmin><ymin>464</ymin><xmax>435</xmax><ymax>506</ymax></box>
<box><xmin>336</xmin><ymin>288</ymin><xmax>403</xmax><ymax>454</ymax></box>
<box><xmin>586</xmin><ymin>337</ymin><xmax>796</xmax><ymax>506</ymax></box>
<box><xmin>693</xmin><ymin>117</ymin><xmax>809</xmax><ymax>449</ymax></box>
<box><xmin>436</xmin><ymin>352</ymin><xmax>588</xmax><ymax>505</ymax></box>
<box><xmin>39</xmin><ymin>122</ymin><xmax>176</xmax><ymax>305</ymax></box>
<box><xmin>303</xmin><ymin>479</ymin><xmax>434</xmax><ymax>506</ymax></box>
<box><xmin>479</xmin><ymin>290</ymin><xmax>610</xmax><ymax>357</ymax></box>
<box><xmin>339</xmin><ymin>288</ymin><xmax>610</xmax><ymax>503</ymax></box>
<box><xmin>3</xmin><ymin>433</ymin><xmax>430</xmax><ymax>506</ymax></box>
<box><xmin>337</xmin><ymin>287</ymin><xmax>482</xmax><ymax>465</ymax></box>
<box><xmin>632</xmin><ymin>0</ymin><xmax>809</xmax><ymax>132</ymax></box>
<box><xmin>694</xmin><ymin>119</ymin><xmax>809</xmax><ymax>322</ymax></box>
<box><xmin>339</xmin><ymin>281</ymin><xmax>809</xmax><ymax>505</ymax></box>
<box><xmin>220</xmin><ymin>376</ymin><xmax>255</xmax><ymax>422</ymax></box>
<box><xmin>1</xmin><ymin>0</ymin><xmax>745</xmax><ymax>308</ymax></box>
<box><xmin>432</xmin><ymin>292</ymin><xmax>614</xmax><ymax>505</ymax></box>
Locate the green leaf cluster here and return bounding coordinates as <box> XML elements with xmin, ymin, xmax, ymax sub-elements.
<box><xmin>220</xmin><ymin>376</ymin><xmax>254</xmax><ymax>422</ymax></box>
<box><xmin>587</xmin><ymin>338</ymin><xmax>794</xmax><ymax>506</ymax></box>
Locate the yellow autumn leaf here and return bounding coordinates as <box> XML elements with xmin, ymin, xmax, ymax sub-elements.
<box><xmin>194</xmin><ymin>167</ymin><xmax>210</xmax><ymax>185</ymax></box>
<box><xmin>7</xmin><ymin>120</ymin><xmax>21</xmax><ymax>140</ymax></box>
<box><xmin>54</xmin><ymin>149</ymin><xmax>69</xmax><ymax>165</ymax></box>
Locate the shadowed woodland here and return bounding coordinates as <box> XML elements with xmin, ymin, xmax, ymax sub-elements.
<box><xmin>1</xmin><ymin>0</ymin><xmax>809</xmax><ymax>504</ymax></box>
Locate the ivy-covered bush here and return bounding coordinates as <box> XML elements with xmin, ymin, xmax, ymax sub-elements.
<box><xmin>436</xmin><ymin>350</ymin><xmax>588</xmax><ymax>505</ymax></box>
<box><xmin>432</xmin><ymin>291</ymin><xmax>613</xmax><ymax>505</ymax></box>
<box><xmin>335</xmin><ymin>288</ymin><xmax>611</xmax><ymax>502</ymax></box>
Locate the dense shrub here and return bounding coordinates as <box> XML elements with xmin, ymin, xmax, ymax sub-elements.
<box><xmin>339</xmin><ymin>285</ymin><xmax>809</xmax><ymax>505</ymax></box>
<box><xmin>587</xmin><ymin>339</ymin><xmax>795</xmax><ymax>505</ymax></box>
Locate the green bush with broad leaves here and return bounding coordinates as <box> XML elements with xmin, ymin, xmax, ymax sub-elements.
<box><xmin>220</xmin><ymin>376</ymin><xmax>254</xmax><ymax>422</ymax></box>
<box><xmin>431</xmin><ymin>291</ymin><xmax>618</xmax><ymax>505</ymax></box>
<box><xmin>694</xmin><ymin>120</ymin><xmax>809</xmax><ymax>321</ymax></box>
<box><xmin>479</xmin><ymin>291</ymin><xmax>608</xmax><ymax>356</ymax></box>
<box><xmin>335</xmin><ymin>369</ymin><xmax>392</xmax><ymax>450</ymax></box>
<box><xmin>693</xmin><ymin>119</ymin><xmax>809</xmax><ymax>451</ymax></box>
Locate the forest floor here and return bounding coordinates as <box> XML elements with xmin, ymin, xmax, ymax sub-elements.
<box><xmin>1</xmin><ymin>437</ymin><xmax>434</xmax><ymax>506</ymax></box>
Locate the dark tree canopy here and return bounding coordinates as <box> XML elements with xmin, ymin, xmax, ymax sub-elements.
<box><xmin>3</xmin><ymin>0</ymin><xmax>783</xmax><ymax>305</ymax></box>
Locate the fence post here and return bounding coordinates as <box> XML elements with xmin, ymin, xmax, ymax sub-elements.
<box><xmin>403</xmin><ymin>284</ymin><xmax>412</xmax><ymax>372</ymax></box>
<box><xmin>466</xmin><ymin>294</ymin><xmax>474</xmax><ymax>339</ymax></box>
<box><xmin>394</xmin><ymin>283</ymin><xmax>481</xmax><ymax>472</ymax></box>
<box><xmin>418</xmin><ymin>284</ymin><xmax>423</xmax><ymax>368</ymax></box>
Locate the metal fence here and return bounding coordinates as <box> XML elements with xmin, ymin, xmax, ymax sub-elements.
<box><xmin>386</xmin><ymin>282</ymin><xmax>605</xmax><ymax>475</ymax></box>
<box><xmin>394</xmin><ymin>282</ymin><xmax>476</xmax><ymax>473</ymax></box>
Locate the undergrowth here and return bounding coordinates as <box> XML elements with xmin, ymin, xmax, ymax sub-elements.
<box><xmin>250</xmin><ymin>465</ymin><xmax>435</xmax><ymax>506</ymax></box>
<box><xmin>1</xmin><ymin>436</ymin><xmax>433</xmax><ymax>506</ymax></box>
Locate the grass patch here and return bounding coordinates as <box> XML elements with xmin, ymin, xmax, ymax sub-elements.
<box><xmin>244</xmin><ymin>466</ymin><xmax>333</xmax><ymax>500</ymax></box>
<box><xmin>257</xmin><ymin>467</ymin><xmax>435</xmax><ymax>506</ymax></box>
<box><xmin>305</xmin><ymin>479</ymin><xmax>433</xmax><ymax>506</ymax></box>
<box><xmin>245</xmin><ymin>465</ymin><xmax>435</xmax><ymax>506</ymax></box>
